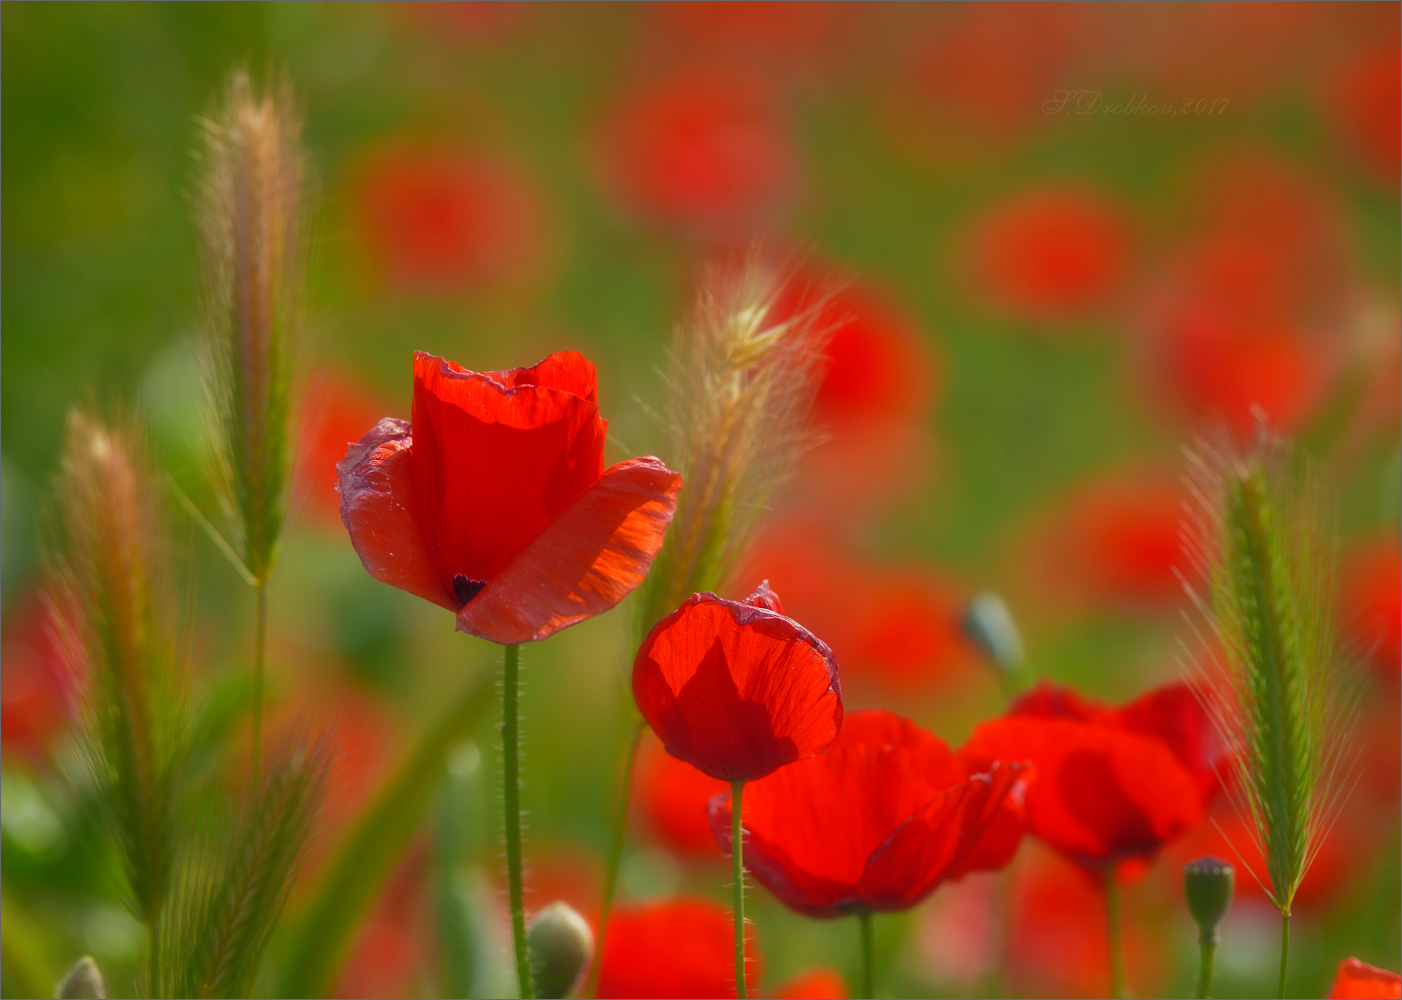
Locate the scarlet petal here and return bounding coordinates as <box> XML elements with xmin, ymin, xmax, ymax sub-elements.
<box><xmin>771</xmin><ymin>969</ymin><xmax>849</xmax><ymax>999</ymax></box>
<box><xmin>710</xmin><ymin>709</ymin><xmax>1024</xmax><ymax>917</ymax></box>
<box><xmin>594</xmin><ymin>898</ymin><xmax>760</xmax><ymax>999</ymax></box>
<box><xmin>337</xmin><ymin>418</ymin><xmax>456</xmax><ymax>611</ymax></box>
<box><xmin>456</xmin><ymin>457</ymin><xmax>682</xmax><ymax>644</ymax></box>
<box><xmin>962</xmin><ymin>715</ymin><xmax>1205</xmax><ymax>866</ymax></box>
<box><xmin>1329</xmin><ymin>958</ymin><xmax>1402</xmax><ymax>1000</ymax></box>
<box><xmin>860</xmin><ymin>763</ymin><xmax>1027</xmax><ymax>908</ymax></box>
<box><xmin>411</xmin><ymin>350</ymin><xmax>607</xmax><ymax>589</ymax></box>
<box><xmin>633</xmin><ymin>592</ymin><xmax>842</xmax><ymax>782</ymax></box>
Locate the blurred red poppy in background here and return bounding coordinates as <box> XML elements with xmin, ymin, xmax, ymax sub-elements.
<box><xmin>593</xmin><ymin>898</ymin><xmax>761</xmax><ymax>999</ymax></box>
<box><xmin>633</xmin><ymin>583</ymin><xmax>842</xmax><ymax>782</ymax></box>
<box><xmin>1136</xmin><ymin>152</ymin><xmax>1348</xmax><ymax>440</ymax></box>
<box><xmin>597</xmin><ymin>69</ymin><xmax>800</xmax><ymax>241</ymax></box>
<box><xmin>962</xmin><ymin>682</ymin><xmax>1221</xmax><ymax>870</ymax></box>
<box><xmin>0</xmin><ymin>594</ymin><xmax>73</xmax><ymax>766</ymax></box>
<box><xmin>1327</xmin><ymin>43</ymin><xmax>1402</xmax><ymax>187</ymax></box>
<box><xmin>1339</xmin><ymin>535</ymin><xmax>1401</xmax><ymax>688</ymax></box>
<box><xmin>1330</xmin><ymin>957</ymin><xmax>1402</xmax><ymax>1000</ymax></box>
<box><xmin>299</xmin><ymin>369</ymin><xmax>393</xmax><ymax>525</ymax></box>
<box><xmin>1023</xmin><ymin>471</ymin><xmax>1196</xmax><ymax>614</ymax></box>
<box><xmin>635</xmin><ymin>733</ymin><xmax>728</xmax><ymax>859</ymax></box>
<box><xmin>338</xmin><ymin>351</ymin><xmax>681</xmax><ymax>644</ymax></box>
<box><xmin>768</xmin><ymin>968</ymin><xmax>849</xmax><ymax>1000</ymax></box>
<box><xmin>971</xmin><ymin>184</ymin><xmax>1132</xmax><ymax>324</ymax></box>
<box><xmin>333</xmin><ymin>843</ymin><xmax>431</xmax><ymax>1000</ymax></box>
<box><xmin>710</xmin><ymin>709</ymin><xmax>1027</xmax><ymax>917</ymax></box>
<box><xmin>352</xmin><ymin>145</ymin><xmax>548</xmax><ymax>292</ymax></box>
<box><xmin>918</xmin><ymin>840</ymin><xmax>1169</xmax><ymax>997</ymax></box>
<box><xmin>743</xmin><ymin>523</ymin><xmax>977</xmax><ymax>694</ymax></box>
<box><xmin>771</xmin><ymin>278</ymin><xmax>939</xmax><ymax>517</ymax></box>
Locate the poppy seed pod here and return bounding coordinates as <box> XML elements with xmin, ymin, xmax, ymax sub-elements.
<box><xmin>1184</xmin><ymin>856</ymin><xmax>1234</xmax><ymax>943</ymax></box>
<box><xmin>527</xmin><ymin>901</ymin><xmax>593</xmax><ymax>999</ymax></box>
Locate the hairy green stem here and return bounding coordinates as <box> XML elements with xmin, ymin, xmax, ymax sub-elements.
<box><xmin>587</xmin><ymin>719</ymin><xmax>645</xmax><ymax>998</ymax></box>
<box><xmin>1105</xmin><ymin>871</ymin><xmax>1125</xmax><ymax>1000</ymax></box>
<box><xmin>251</xmin><ymin>581</ymin><xmax>267</xmax><ymax>789</ymax></box>
<box><xmin>502</xmin><ymin>643</ymin><xmax>533</xmax><ymax>999</ymax></box>
<box><xmin>731</xmin><ymin>780</ymin><xmax>747</xmax><ymax>1000</ymax></box>
<box><xmin>859</xmin><ymin>910</ymin><xmax>876</xmax><ymax>999</ymax></box>
<box><xmin>1277</xmin><ymin>911</ymin><xmax>1290</xmax><ymax>999</ymax></box>
<box><xmin>1196</xmin><ymin>935</ymin><xmax>1217</xmax><ymax>999</ymax></box>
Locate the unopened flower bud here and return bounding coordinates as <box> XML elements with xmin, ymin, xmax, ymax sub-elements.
<box><xmin>962</xmin><ymin>592</ymin><xmax>1024</xmax><ymax>671</ymax></box>
<box><xmin>57</xmin><ymin>956</ymin><xmax>107</xmax><ymax>999</ymax></box>
<box><xmin>528</xmin><ymin>901</ymin><xmax>593</xmax><ymax>999</ymax></box>
<box><xmin>1184</xmin><ymin>855</ymin><xmax>1234</xmax><ymax>942</ymax></box>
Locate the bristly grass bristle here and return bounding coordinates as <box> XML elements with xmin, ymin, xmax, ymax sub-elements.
<box><xmin>46</xmin><ymin>410</ymin><xmax>188</xmax><ymax>934</ymax></box>
<box><xmin>197</xmin><ymin>70</ymin><xmax>310</xmax><ymax>585</ymax></box>
<box><xmin>1180</xmin><ymin>432</ymin><xmax>1361</xmax><ymax>917</ymax></box>
<box><xmin>155</xmin><ymin>727</ymin><xmax>332</xmax><ymax>999</ymax></box>
<box><xmin>637</xmin><ymin>249</ymin><xmax>839</xmax><ymax>634</ymax></box>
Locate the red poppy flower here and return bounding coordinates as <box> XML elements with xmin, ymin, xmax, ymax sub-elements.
<box><xmin>770</xmin><ymin>277</ymin><xmax>939</xmax><ymax>516</ymax></box>
<box><xmin>0</xmin><ymin>594</ymin><xmax>74</xmax><ymax>765</ymax></box>
<box><xmin>635</xmin><ymin>733</ymin><xmax>729</xmax><ymax>859</ymax></box>
<box><xmin>333</xmin><ymin>844</ymin><xmax>430</xmax><ymax>1000</ymax></box>
<box><xmin>1025</xmin><ymin>472</ymin><xmax>1198</xmax><ymax>613</ymax></box>
<box><xmin>709</xmin><ymin>709</ymin><xmax>1028</xmax><ymax>917</ymax></box>
<box><xmin>298</xmin><ymin>369</ymin><xmax>391</xmax><ymax>525</ymax></box>
<box><xmin>1340</xmin><ymin>535</ymin><xmax>1401</xmax><ymax>688</ymax></box>
<box><xmin>971</xmin><ymin>184</ymin><xmax>1131</xmax><ymax>322</ymax></box>
<box><xmin>1135</xmin><ymin>159</ymin><xmax>1344</xmax><ymax>441</ymax></box>
<box><xmin>338</xmin><ymin>351</ymin><xmax>682</xmax><ymax>644</ymax></box>
<box><xmin>593</xmin><ymin>898</ymin><xmax>761</xmax><ymax>999</ymax></box>
<box><xmin>1329</xmin><ymin>43</ymin><xmax>1401</xmax><ymax>186</ymax></box>
<box><xmin>597</xmin><ymin>69</ymin><xmax>799</xmax><ymax>241</ymax></box>
<box><xmin>632</xmin><ymin>582</ymin><xmax>842</xmax><ymax>783</ymax></box>
<box><xmin>1331</xmin><ymin>958</ymin><xmax>1402</xmax><ymax>1000</ymax></box>
<box><xmin>769</xmin><ymin>968</ymin><xmax>848</xmax><ymax>999</ymax></box>
<box><xmin>743</xmin><ymin>524</ymin><xmax>976</xmax><ymax>694</ymax></box>
<box><xmin>1008</xmin><ymin>842</ymin><xmax>1165</xmax><ymax>998</ymax></box>
<box><xmin>353</xmin><ymin>146</ymin><xmax>548</xmax><ymax>292</ymax></box>
<box><xmin>961</xmin><ymin>682</ymin><xmax>1221</xmax><ymax>869</ymax></box>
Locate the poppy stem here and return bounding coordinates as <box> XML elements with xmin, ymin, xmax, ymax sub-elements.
<box><xmin>251</xmin><ymin>580</ymin><xmax>268</xmax><ymax>789</ymax></box>
<box><xmin>858</xmin><ymin>910</ymin><xmax>875</xmax><ymax>999</ymax></box>
<box><xmin>731</xmin><ymin>779</ymin><xmax>747</xmax><ymax>1000</ymax></box>
<box><xmin>1105</xmin><ymin>869</ymin><xmax>1125</xmax><ymax>999</ymax></box>
<box><xmin>502</xmin><ymin>642</ymin><xmax>534</xmax><ymax>999</ymax></box>
<box><xmin>1277</xmin><ymin>910</ymin><xmax>1290</xmax><ymax>999</ymax></box>
<box><xmin>1196</xmin><ymin>933</ymin><xmax>1216</xmax><ymax>999</ymax></box>
<box><xmin>587</xmin><ymin>717</ymin><xmax>645</xmax><ymax>998</ymax></box>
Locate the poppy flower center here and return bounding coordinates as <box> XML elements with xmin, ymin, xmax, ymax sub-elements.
<box><xmin>452</xmin><ymin>574</ymin><xmax>487</xmax><ymax>607</ymax></box>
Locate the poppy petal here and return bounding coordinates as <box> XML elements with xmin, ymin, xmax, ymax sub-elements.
<box><xmin>1329</xmin><ymin>958</ymin><xmax>1402</xmax><ymax>1000</ymax></box>
<box><xmin>411</xmin><ymin>350</ymin><xmax>607</xmax><ymax>588</ymax></box>
<box><xmin>633</xmin><ymin>592</ymin><xmax>843</xmax><ymax>782</ymax></box>
<box><xmin>456</xmin><ymin>457</ymin><xmax>682</xmax><ymax>644</ymax></box>
<box><xmin>337</xmin><ymin>418</ymin><xmax>456</xmax><ymax>611</ymax></box>
<box><xmin>962</xmin><ymin>716</ymin><xmax>1204</xmax><ymax>866</ymax></box>
<box><xmin>860</xmin><ymin>762</ymin><xmax>1028</xmax><ymax>908</ymax></box>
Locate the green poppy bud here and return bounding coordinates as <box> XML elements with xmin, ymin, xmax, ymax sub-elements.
<box><xmin>56</xmin><ymin>956</ymin><xmax>106</xmax><ymax>1000</ymax></box>
<box><xmin>1184</xmin><ymin>855</ymin><xmax>1234</xmax><ymax>942</ymax></box>
<box><xmin>962</xmin><ymin>592</ymin><xmax>1024</xmax><ymax>671</ymax></box>
<box><xmin>528</xmin><ymin>900</ymin><xmax>593</xmax><ymax>999</ymax></box>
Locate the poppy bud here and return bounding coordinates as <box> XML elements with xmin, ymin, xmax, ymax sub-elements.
<box><xmin>962</xmin><ymin>592</ymin><xmax>1024</xmax><ymax>671</ymax></box>
<box><xmin>1183</xmin><ymin>855</ymin><xmax>1234</xmax><ymax>942</ymax></box>
<box><xmin>57</xmin><ymin>956</ymin><xmax>106</xmax><ymax>999</ymax></box>
<box><xmin>527</xmin><ymin>901</ymin><xmax>593</xmax><ymax>999</ymax></box>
